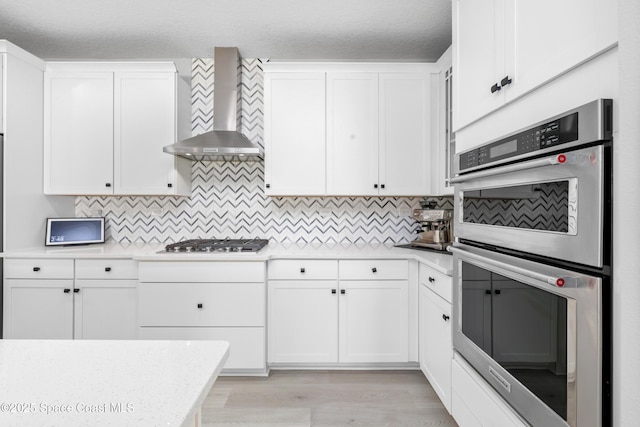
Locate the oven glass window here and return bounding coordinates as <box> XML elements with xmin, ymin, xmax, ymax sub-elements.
<box><xmin>461</xmin><ymin>262</ymin><xmax>568</xmax><ymax>420</ymax></box>
<box><xmin>462</xmin><ymin>181</ymin><xmax>570</xmax><ymax>232</ymax></box>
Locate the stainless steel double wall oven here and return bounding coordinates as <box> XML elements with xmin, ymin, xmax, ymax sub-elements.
<box><xmin>451</xmin><ymin>99</ymin><xmax>613</xmax><ymax>427</ymax></box>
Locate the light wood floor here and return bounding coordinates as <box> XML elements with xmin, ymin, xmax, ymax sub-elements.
<box><xmin>201</xmin><ymin>370</ymin><xmax>458</xmax><ymax>427</ymax></box>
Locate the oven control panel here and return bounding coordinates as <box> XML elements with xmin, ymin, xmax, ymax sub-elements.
<box><xmin>459</xmin><ymin>112</ymin><xmax>579</xmax><ymax>172</ymax></box>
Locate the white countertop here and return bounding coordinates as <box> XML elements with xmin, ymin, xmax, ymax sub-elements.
<box><xmin>0</xmin><ymin>339</ymin><xmax>229</xmax><ymax>427</ymax></box>
<box><xmin>1</xmin><ymin>242</ymin><xmax>453</xmax><ymax>275</ymax></box>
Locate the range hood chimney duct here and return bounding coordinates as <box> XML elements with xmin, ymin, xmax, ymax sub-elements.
<box><xmin>163</xmin><ymin>47</ymin><xmax>263</xmax><ymax>161</ymax></box>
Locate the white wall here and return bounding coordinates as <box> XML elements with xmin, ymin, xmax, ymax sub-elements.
<box><xmin>614</xmin><ymin>1</ymin><xmax>640</xmax><ymax>425</ymax></box>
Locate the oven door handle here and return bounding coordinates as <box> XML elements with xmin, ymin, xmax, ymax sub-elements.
<box><xmin>448</xmin><ymin>246</ymin><xmax>579</xmax><ymax>288</ymax></box>
<box><xmin>450</xmin><ymin>154</ymin><xmax>565</xmax><ymax>184</ymax></box>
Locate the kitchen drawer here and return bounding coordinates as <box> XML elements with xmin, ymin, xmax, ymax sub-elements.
<box><xmin>138</xmin><ymin>282</ymin><xmax>265</xmax><ymax>327</ymax></box>
<box><xmin>268</xmin><ymin>259</ymin><xmax>338</xmax><ymax>280</ymax></box>
<box><xmin>339</xmin><ymin>259</ymin><xmax>408</xmax><ymax>280</ymax></box>
<box><xmin>420</xmin><ymin>263</ymin><xmax>452</xmax><ymax>304</ymax></box>
<box><xmin>138</xmin><ymin>326</ymin><xmax>265</xmax><ymax>371</ymax></box>
<box><xmin>138</xmin><ymin>261</ymin><xmax>264</xmax><ymax>283</ymax></box>
<box><xmin>75</xmin><ymin>259</ymin><xmax>138</xmax><ymax>279</ymax></box>
<box><xmin>4</xmin><ymin>259</ymin><xmax>74</xmax><ymax>279</ymax></box>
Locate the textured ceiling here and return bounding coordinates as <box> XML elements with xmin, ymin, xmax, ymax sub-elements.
<box><xmin>0</xmin><ymin>0</ymin><xmax>451</xmax><ymax>61</ymax></box>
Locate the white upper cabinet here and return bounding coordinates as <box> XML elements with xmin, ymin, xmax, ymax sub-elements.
<box><xmin>44</xmin><ymin>62</ymin><xmax>191</xmax><ymax>196</ymax></box>
<box><xmin>326</xmin><ymin>72</ymin><xmax>379</xmax><ymax>196</ymax></box>
<box><xmin>379</xmin><ymin>73</ymin><xmax>430</xmax><ymax>196</ymax></box>
<box><xmin>264</xmin><ymin>72</ymin><xmax>326</xmax><ymax>196</ymax></box>
<box><xmin>44</xmin><ymin>72</ymin><xmax>115</xmax><ymax>195</ymax></box>
<box><xmin>264</xmin><ymin>63</ymin><xmax>435</xmax><ymax>197</ymax></box>
<box><xmin>454</xmin><ymin>0</ymin><xmax>618</xmax><ymax>131</ymax></box>
<box><xmin>114</xmin><ymin>72</ymin><xmax>180</xmax><ymax>195</ymax></box>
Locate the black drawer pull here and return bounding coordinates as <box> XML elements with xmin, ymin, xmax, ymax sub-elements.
<box><xmin>105</xmin><ymin>267</ymin><xmax>112</xmax><ymax>272</ymax></box>
<box><xmin>485</xmin><ymin>289</ymin><xmax>492</xmax><ymax>295</ymax></box>
<box><xmin>74</xmin><ymin>289</ymin><xmax>80</xmax><ymax>293</ymax></box>
<box><xmin>495</xmin><ymin>289</ymin><xmax>501</xmax><ymax>295</ymax></box>
<box><xmin>340</xmin><ymin>289</ymin><xmax>346</xmax><ymax>294</ymax></box>
<box><xmin>331</xmin><ymin>289</ymin><xmax>337</xmax><ymax>294</ymax></box>
<box><xmin>33</xmin><ymin>267</ymin><xmax>40</xmax><ymax>272</ymax></box>
<box><xmin>442</xmin><ymin>314</ymin><xmax>450</xmax><ymax>321</ymax></box>
<box><xmin>374</xmin><ymin>184</ymin><xmax>378</xmax><ymax>189</ymax></box>
<box><xmin>63</xmin><ymin>288</ymin><xmax>71</xmax><ymax>293</ymax></box>
<box><xmin>490</xmin><ymin>83</ymin><xmax>501</xmax><ymax>93</ymax></box>
<box><xmin>428</xmin><ymin>276</ymin><xmax>435</xmax><ymax>283</ymax></box>
<box><xmin>197</xmin><ymin>303</ymin><xmax>203</xmax><ymax>309</ymax></box>
<box><xmin>105</xmin><ymin>183</ymin><xmax>112</xmax><ymax>187</ymax></box>
<box><xmin>167</xmin><ymin>183</ymin><xmax>173</xmax><ymax>188</ymax></box>
<box><xmin>371</xmin><ymin>267</ymin><xmax>377</xmax><ymax>273</ymax></box>
<box><xmin>265</xmin><ymin>183</ymin><xmax>271</xmax><ymax>189</ymax></box>
<box><xmin>500</xmin><ymin>75</ymin><xmax>513</xmax><ymax>87</ymax></box>
<box><xmin>300</xmin><ymin>267</ymin><xmax>306</xmax><ymax>273</ymax></box>
<box><xmin>380</xmin><ymin>184</ymin><xmax>385</xmax><ymax>189</ymax></box>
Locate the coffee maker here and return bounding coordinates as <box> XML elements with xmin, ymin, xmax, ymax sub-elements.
<box><xmin>410</xmin><ymin>202</ymin><xmax>454</xmax><ymax>251</ymax></box>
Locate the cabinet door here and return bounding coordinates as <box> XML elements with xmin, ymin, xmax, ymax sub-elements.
<box><xmin>453</xmin><ymin>0</ymin><xmax>505</xmax><ymax>130</ymax></box>
<box><xmin>326</xmin><ymin>73</ymin><xmax>379</xmax><ymax>195</ymax></box>
<box><xmin>6</xmin><ymin>279</ymin><xmax>74</xmax><ymax>339</ymax></box>
<box><xmin>504</xmin><ymin>0</ymin><xmax>618</xmax><ymax>103</ymax></box>
<box><xmin>264</xmin><ymin>72</ymin><xmax>326</xmax><ymax>195</ymax></box>
<box><xmin>114</xmin><ymin>72</ymin><xmax>178</xmax><ymax>195</ymax></box>
<box><xmin>74</xmin><ymin>280</ymin><xmax>138</xmax><ymax>339</ymax></box>
<box><xmin>379</xmin><ymin>73</ymin><xmax>431</xmax><ymax>195</ymax></box>
<box><xmin>339</xmin><ymin>280</ymin><xmax>408</xmax><ymax>363</ymax></box>
<box><xmin>268</xmin><ymin>280</ymin><xmax>339</xmax><ymax>363</ymax></box>
<box><xmin>44</xmin><ymin>72</ymin><xmax>114</xmax><ymax>194</ymax></box>
<box><xmin>420</xmin><ymin>284</ymin><xmax>453</xmax><ymax>412</ymax></box>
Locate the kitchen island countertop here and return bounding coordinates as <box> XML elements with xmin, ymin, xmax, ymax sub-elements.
<box><xmin>0</xmin><ymin>339</ymin><xmax>229</xmax><ymax>427</ymax></box>
<box><xmin>1</xmin><ymin>242</ymin><xmax>453</xmax><ymax>275</ymax></box>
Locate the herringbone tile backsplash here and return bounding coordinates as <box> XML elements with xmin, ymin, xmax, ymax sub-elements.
<box><xmin>76</xmin><ymin>58</ymin><xmax>448</xmax><ymax>244</ymax></box>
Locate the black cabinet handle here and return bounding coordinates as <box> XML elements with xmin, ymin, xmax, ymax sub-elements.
<box><xmin>197</xmin><ymin>303</ymin><xmax>203</xmax><ymax>309</ymax></box>
<box><xmin>428</xmin><ymin>276</ymin><xmax>435</xmax><ymax>283</ymax></box>
<box><xmin>63</xmin><ymin>288</ymin><xmax>71</xmax><ymax>293</ymax></box>
<box><xmin>371</xmin><ymin>267</ymin><xmax>377</xmax><ymax>273</ymax></box>
<box><xmin>300</xmin><ymin>267</ymin><xmax>306</xmax><ymax>273</ymax></box>
<box><xmin>167</xmin><ymin>183</ymin><xmax>173</xmax><ymax>188</ymax></box>
<box><xmin>485</xmin><ymin>289</ymin><xmax>492</xmax><ymax>295</ymax></box>
<box><xmin>374</xmin><ymin>184</ymin><xmax>378</xmax><ymax>189</ymax></box>
<box><xmin>265</xmin><ymin>183</ymin><xmax>271</xmax><ymax>189</ymax></box>
<box><xmin>500</xmin><ymin>75</ymin><xmax>513</xmax><ymax>87</ymax></box>
<box><xmin>105</xmin><ymin>183</ymin><xmax>112</xmax><ymax>187</ymax></box>
<box><xmin>74</xmin><ymin>289</ymin><xmax>80</xmax><ymax>293</ymax></box>
<box><xmin>331</xmin><ymin>289</ymin><xmax>337</xmax><ymax>294</ymax></box>
<box><xmin>340</xmin><ymin>289</ymin><xmax>346</xmax><ymax>294</ymax></box>
<box><xmin>490</xmin><ymin>83</ymin><xmax>501</xmax><ymax>93</ymax></box>
<box><xmin>33</xmin><ymin>267</ymin><xmax>40</xmax><ymax>272</ymax></box>
<box><xmin>380</xmin><ymin>184</ymin><xmax>385</xmax><ymax>189</ymax></box>
<box><xmin>442</xmin><ymin>314</ymin><xmax>450</xmax><ymax>321</ymax></box>
<box><xmin>105</xmin><ymin>267</ymin><xmax>111</xmax><ymax>272</ymax></box>
<box><xmin>495</xmin><ymin>289</ymin><xmax>501</xmax><ymax>295</ymax></box>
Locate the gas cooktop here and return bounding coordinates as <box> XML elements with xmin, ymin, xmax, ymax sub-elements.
<box><xmin>162</xmin><ymin>238</ymin><xmax>269</xmax><ymax>253</ymax></box>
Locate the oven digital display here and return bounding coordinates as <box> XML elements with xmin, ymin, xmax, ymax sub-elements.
<box><xmin>490</xmin><ymin>139</ymin><xmax>518</xmax><ymax>158</ymax></box>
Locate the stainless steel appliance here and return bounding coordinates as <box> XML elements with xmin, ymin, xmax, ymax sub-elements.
<box><xmin>163</xmin><ymin>47</ymin><xmax>263</xmax><ymax>161</ymax></box>
<box><xmin>409</xmin><ymin>206</ymin><xmax>454</xmax><ymax>251</ymax></box>
<box><xmin>161</xmin><ymin>238</ymin><xmax>269</xmax><ymax>253</ymax></box>
<box><xmin>450</xmin><ymin>99</ymin><xmax>612</xmax><ymax>427</ymax></box>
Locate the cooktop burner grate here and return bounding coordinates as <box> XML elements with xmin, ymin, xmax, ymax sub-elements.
<box><xmin>164</xmin><ymin>238</ymin><xmax>269</xmax><ymax>253</ymax></box>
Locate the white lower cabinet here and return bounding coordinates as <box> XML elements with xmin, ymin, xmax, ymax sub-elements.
<box><xmin>268</xmin><ymin>280</ymin><xmax>339</xmax><ymax>363</ymax></box>
<box><xmin>138</xmin><ymin>261</ymin><xmax>266</xmax><ymax>373</ymax></box>
<box><xmin>419</xmin><ymin>263</ymin><xmax>453</xmax><ymax>412</ymax></box>
<box><xmin>3</xmin><ymin>258</ymin><xmax>138</xmax><ymax>340</ymax></box>
<box><xmin>268</xmin><ymin>259</ymin><xmax>409</xmax><ymax>365</ymax></box>
<box><xmin>452</xmin><ymin>354</ymin><xmax>528</xmax><ymax>427</ymax></box>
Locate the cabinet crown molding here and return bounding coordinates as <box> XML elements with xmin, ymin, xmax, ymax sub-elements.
<box><xmin>263</xmin><ymin>62</ymin><xmax>437</xmax><ymax>74</ymax></box>
<box><xmin>45</xmin><ymin>61</ymin><xmax>177</xmax><ymax>73</ymax></box>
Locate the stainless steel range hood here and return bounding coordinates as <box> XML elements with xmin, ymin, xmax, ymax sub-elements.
<box><xmin>163</xmin><ymin>47</ymin><xmax>263</xmax><ymax>161</ymax></box>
